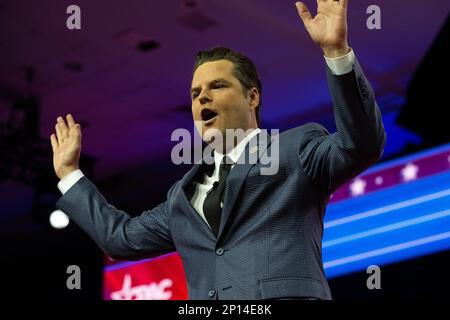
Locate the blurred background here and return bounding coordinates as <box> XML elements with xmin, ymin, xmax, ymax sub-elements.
<box><xmin>0</xmin><ymin>0</ymin><xmax>449</xmax><ymax>300</ymax></box>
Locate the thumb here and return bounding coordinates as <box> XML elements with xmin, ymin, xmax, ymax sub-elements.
<box><xmin>295</xmin><ymin>1</ymin><xmax>313</xmax><ymax>25</ymax></box>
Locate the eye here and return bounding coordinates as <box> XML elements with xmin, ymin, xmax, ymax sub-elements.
<box><xmin>191</xmin><ymin>83</ymin><xmax>226</xmax><ymax>99</ymax></box>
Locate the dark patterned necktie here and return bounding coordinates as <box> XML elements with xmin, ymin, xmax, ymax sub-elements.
<box><xmin>203</xmin><ymin>156</ymin><xmax>233</xmax><ymax>236</ymax></box>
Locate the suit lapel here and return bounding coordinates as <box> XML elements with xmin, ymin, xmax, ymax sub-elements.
<box><xmin>180</xmin><ymin>163</ymin><xmax>217</xmax><ymax>239</ymax></box>
<box><xmin>178</xmin><ymin>130</ymin><xmax>274</xmax><ymax>240</ymax></box>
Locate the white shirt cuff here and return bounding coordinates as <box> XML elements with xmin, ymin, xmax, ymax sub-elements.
<box><xmin>324</xmin><ymin>48</ymin><xmax>355</xmax><ymax>75</ymax></box>
<box><xmin>57</xmin><ymin>169</ymin><xmax>84</xmax><ymax>194</ymax></box>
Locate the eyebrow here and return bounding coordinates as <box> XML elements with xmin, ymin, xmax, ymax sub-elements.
<box><xmin>190</xmin><ymin>78</ymin><xmax>232</xmax><ymax>95</ymax></box>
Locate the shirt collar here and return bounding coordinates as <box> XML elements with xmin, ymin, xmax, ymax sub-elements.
<box><xmin>213</xmin><ymin>128</ymin><xmax>261</xmax><ymax>169</ymax></box>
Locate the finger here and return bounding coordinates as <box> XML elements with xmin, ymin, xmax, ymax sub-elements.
<box><xmin>295</xmin><ymin>2</ymin><xmax>313</xmax><ymax>24</ymax></box>
<box><xmin>73</xmin><ymin>123</ymin><xmax>82</xmax><ymax>144</ymax></box>
<box><xmin>57</xmin><ymin>116</ymin><xmax>69</xmax><ymax>139</ymax></box>
<box><xmin>55</xmin><ymin>122</ymin><xmax>63</xmax><ymax>143</ymax></box>
<box><xmin>50</xmin><ymin>133</ymin><xmax>59</xmax><ymax>151</ymax></box>
<box><xmin>66</xmin><ymin>114</ymin><xmax>75</xmax><ymax>130</ymax></box>
<box><xmin>341</xmin><ymin>0</ymin><xmax>348</xmax><ymax>9</ymax></box>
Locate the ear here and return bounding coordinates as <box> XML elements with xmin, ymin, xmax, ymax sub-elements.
<box><xmin>248</xmin><ymin>87</ymin><xmax>260</xmax><ymax>111</ymax></box>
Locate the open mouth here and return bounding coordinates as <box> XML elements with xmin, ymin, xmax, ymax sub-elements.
<box><xmin>201</xmin><ymin>108</ymin><xmax>218</xmax><ymax>123</ymax></box>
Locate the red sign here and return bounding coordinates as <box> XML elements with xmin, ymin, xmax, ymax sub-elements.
<box><xmin>103</xmin><ymin>253</ymin><xmax>188</xmax><ymax>300</ymax></box>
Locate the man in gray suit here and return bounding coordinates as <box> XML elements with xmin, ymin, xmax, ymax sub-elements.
<box><xmin>50</xmin><ymin>0</ymin><xmax>386</xmax><ymax>299</ymax></box>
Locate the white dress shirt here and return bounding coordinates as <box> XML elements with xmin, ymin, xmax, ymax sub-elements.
<box><xmin>189</xmin><ymin>128</ymin><xmax>261</xmax><ymax>227</ymax></box>
<box><xmin>57</xmin><ymin>49</ymin><xmax>356</xmax><ymax>228</ymax></box>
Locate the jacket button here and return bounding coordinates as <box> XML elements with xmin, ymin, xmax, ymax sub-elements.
<box><xmin>208</xmin><ymin>289</ymin><xmax>216</xmax><ymax>297</ymax></box>
<box><xmin>216</xmin><ymin>248</ymin><xmax>224</xmax><ymax>255</ymax></box>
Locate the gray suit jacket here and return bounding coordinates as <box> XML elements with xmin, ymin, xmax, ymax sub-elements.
<box><xmin>56</xmin><ymin>59</ymin><xmax>386</xmax><ymax>300</ymax></box>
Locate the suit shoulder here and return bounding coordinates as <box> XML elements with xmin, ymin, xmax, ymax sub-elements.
<box><xmin>279</xmin><ymin>122</ymin><xmax>330</xmax><ymax>140</ymax></box>
<box><xmin>166</xmin><ymin>179</ymin><xmax>182</xmax><ymax>199</ymax></box>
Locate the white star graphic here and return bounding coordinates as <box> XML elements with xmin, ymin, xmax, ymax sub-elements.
<box><xmin>350</xmin><ymin>178</ymin><xmax>367</xmax><ymax>196</ymax></box>
<box><xmin>375</xmin><ymin>176</ymin><xmax>383</xmax><ymax>185</ymax></box>
<box><xmin>401</xmin><ymin>162</ymin><xmax>419</xmax><ymax>182</ymax></box>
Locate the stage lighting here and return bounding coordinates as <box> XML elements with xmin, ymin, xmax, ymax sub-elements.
<box><xmin>49</xmin><ymin>210</ymin><xmax>70</xmax><ymax>229</ymax></box>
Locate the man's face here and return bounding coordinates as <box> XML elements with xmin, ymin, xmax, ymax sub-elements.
<box><xmin>191</xmin><ymin>59</ymin><xmax>258</xmax><ymax>144</ymax></box>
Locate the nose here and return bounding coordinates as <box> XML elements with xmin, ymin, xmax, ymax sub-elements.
<box><xmin>198</xmin><ymin>90</ymin><xmax>212</xmax><ymax>105</ymax></box>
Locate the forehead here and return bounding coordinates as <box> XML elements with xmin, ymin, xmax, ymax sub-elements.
<box><xmin>191</xmin><ymin>59</ymin><xmax>236</xmax><ymax>87</ymax></box>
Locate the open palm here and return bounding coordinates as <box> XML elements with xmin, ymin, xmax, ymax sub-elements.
<box><xmin>295</xmin><ymin>0</ymin><xmax>348</xmax><ymax>57</ymax></box>
<box><xmin>50</xmin><ymin>114</ymin><xmax>82</xmax><ymax>179</ymax></box>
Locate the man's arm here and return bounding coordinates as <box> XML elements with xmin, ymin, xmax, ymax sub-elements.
<box><xmin>298</xmin><ymin>58</ymin><xmax>386</xmax><ymax>195</ymax></box>
<box><xmin>294</xmin><ymin>0</ymin><xmax>387</xmax><ymax>194</ymax></box>
<box><xmin>50</xmin><ymin>114</ymin><xmax>176</xmax><ymax>260</ymax></box>
<box><xmin>56</xmin><ymin>175</ymin><xmax>176</xmax><ymax>260</ymax></box>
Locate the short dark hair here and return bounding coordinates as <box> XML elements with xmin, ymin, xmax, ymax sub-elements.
<box><xmin>193</xmin><ymin>46</ymin><xmax>262</xmax><ymax>126</ymax></box>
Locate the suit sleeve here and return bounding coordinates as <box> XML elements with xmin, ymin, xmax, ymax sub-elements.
<box><xmin>55</xmin><ymin>176</ymin><xmax>177</xmax><ymax>260</ymax></box>
<box><xmin>298</xmin><ymin>58</ymin><xmax>387</xmax><ymax>195</ymax></box>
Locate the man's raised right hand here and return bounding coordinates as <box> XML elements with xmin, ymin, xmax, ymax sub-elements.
<box><xmin>50</xmin><ymin>114</ymin><xmax>82</xmax><ymax>180</ymax></box>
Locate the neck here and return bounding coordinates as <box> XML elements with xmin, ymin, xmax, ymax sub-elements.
<box><xmin>215</xmin><ymin>127</ymin><xmax>259</xmax><ymax>155</ymax></box>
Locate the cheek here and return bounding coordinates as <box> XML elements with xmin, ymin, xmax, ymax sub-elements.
<box><xmin>230</xmin><ymin>101</ymin><xmax>248</xmax><ymax>118</ymax></box>
<box><xmin>192</xmin><ymin>105</ymin><xmax>200</xmax><ymax>119</ymax></box>
<box><xmin>220</xmin><ymin>95</ymin><xmax>243</xmax><ymax>113</ymax></box>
